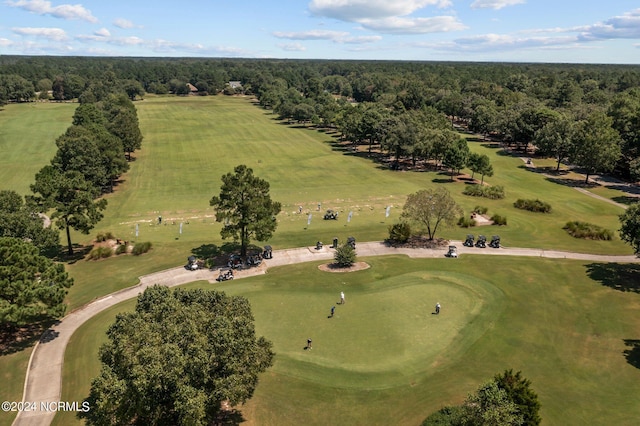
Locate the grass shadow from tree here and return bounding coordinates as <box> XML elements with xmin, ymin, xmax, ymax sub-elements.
<box><xmin>623</xmin><ymin>339</ymin><xmax>640</xmax><ymax>369</ymax></box>
<box><xmin>612</xmin><ymin>196</ymin><xmax>640</xmax><ymax>206</ymax></box>
<box><xmin>585</xmin><ymin>262</ymin><xmax>640</xmax><ymax>293</ymax></box>
<box><xmin>0</xmin><ymin>319</ymin><xmax>58</xmax><ymax>356</ymax></box>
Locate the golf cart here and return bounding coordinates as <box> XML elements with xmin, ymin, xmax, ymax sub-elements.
<box><xmin>186</xmin><ymin>255</ymin><xmax>199</xmax><ymax>270</ymax></box>
<box><xmin>347</xmin><ymin>236</ymin><xmax>356</xmax><ymax>249</ymax></box>
<box><xmin>489</xmin><ymin>235</ymin><xmax>501</xmax><ymax>248</ymax></box>
<box><xmin>475</xmin><ymin>235</ymin><xmax>487</xmax><ymax>248</ymax></box>
<box><xmin>263</xmin><ymin>245</ymin><xmax>273</xmax><ymax>259</ymax></box>
<box><xmin>216</xmin><ymin>268</ymin><xmax>234</xmax><ymax>281</ymax></box>
<box><xmin>227</xmin><ymin>254</ymin><xmax>243</xmax><ymax>269</ymax></box>
<box><xmin>463</xmin><ymin>234</ymin><xmax>474</xmax><ymax>247</ymax></box>
<box><xmin>323</xmin><ymin>209</ymin><xmax>339</xmax><ymax>220</ymax></box>
<box><xmin>446</xmin><ymin>245</ymin><xmax>458</xmax><ymax>258</ymax></box>
<box><xmin>315</xmin><ymin>241</ymin><xmax>323</xmax><ymax>250</ymax></box>
<box><xmin>247</xmin><ymin>251</ymin><xmax>263</xmax><ymax>266</ymax></box>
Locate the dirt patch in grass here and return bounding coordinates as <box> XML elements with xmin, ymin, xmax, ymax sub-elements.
<box><xmin>318</xmin><ymin>261</ymin><xmax>370</xmax><ymax>273</ymax></box>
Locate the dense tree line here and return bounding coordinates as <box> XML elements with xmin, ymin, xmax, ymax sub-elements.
<box><xmin>28</xmin><ymin>93</ymin><xmax>141</xmax><ymax>255</ymax></box>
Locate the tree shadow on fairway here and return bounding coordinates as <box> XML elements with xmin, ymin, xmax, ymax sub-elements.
<box><xmin>612</xmin><ymin>196</ymin><xmax>640</xmax><ymax>206</ymax></box>
<box><xmin>585</xmin><ymin>263</ymin><xmax>640</xmax><ymax>293</ymax></box>
<box><xmin>191</xmin><ymin>243</ymin><xmax>220</xmax><ymax>258</ymax></box>
<box><xmin>214</xmin><ymin>408</ymin><xmax>245</xmax><ymax>425</ymax></box>
<box><xmin>0</xmin><ymin>319</ymin><xmax>57</xmax><ymax>356</ymax></box>
<box><xmin>623</xmin><ymin>339</ymin><xmax>640</xmax><ymax>369</ymax></box>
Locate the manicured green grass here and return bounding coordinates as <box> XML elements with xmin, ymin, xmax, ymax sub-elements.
<box><xmin>0</xmin><ymin>102</ymin><xmax>76</xmax><ymax>195</ymax></box>
<box><xmin>54</xmin><ymin>256</ymin><xmax>640</xmax><ymax>425</ymax></box>
<box><xmin>2</xmin><ymin>96</ymin><xmax>639</xmax><ymax>425</ymax></box>
<box><xmin>0</xmin><ymin>350</ymin><xmax>31</xmax><ymax>426</ymax></box>
<box><xmin>462</xmin><ymin>140</ymin><xmax>629</xmax><ymax>254</ymax></box>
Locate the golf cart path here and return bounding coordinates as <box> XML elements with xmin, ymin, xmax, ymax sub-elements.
<box><xmin>12</xmin><ymin>242</ymin><xmax>640</xmax><ymax>426</ymax></box>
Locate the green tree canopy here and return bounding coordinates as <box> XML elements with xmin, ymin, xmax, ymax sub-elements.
<box><xmin>81</xmin><ymin>285</ymin><xmax>274</xmax><ymax>425</ymax></box>
<box><xmin>30</xmin><ymin>167</ymin><xmax>107</xmax><ymax>255</ymax></box>
<box><xmin>619</xmin><ymin>202</ymin><xmax>640</xmax><ymax>256</ymax></box>
<box><xmin>401</xmin><ymin>187</ymin><xmax>462</xmax><ymax>240</ymax></box>
<box><xmin>210</xmin><ymin>165</ymin><xmax>281</xmax><ymax>257</ymax></box>
<box><xmin>0</xmin><ymin>190</ymin><xmax>59</xmax><ymax>253</ymax></box>
<box><xmin>571</xmin><ymin>112</ymin><xmax>622</xmax><ymax>183</ymax></box>
<box><xmin>0</xmin><ymin>237</ymin><xmax>73</xmax><ymax>328</ymax></box>
<box><xmin>494</xmin><ymin>369</ymin><xmax>541</xmax><ymax>426</ymax></box>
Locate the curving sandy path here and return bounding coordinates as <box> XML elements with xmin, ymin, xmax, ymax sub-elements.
<box><xmin>12</xmin><ymin>242</ymin><xmax>640</xmax><ymax>426</ymax></box>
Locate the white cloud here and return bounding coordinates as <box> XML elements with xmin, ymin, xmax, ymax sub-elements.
<box><xmin>339</xmin><ymin>35</ymin><xmax>383</xmax><ymax>44</ymax></box>
<box><xmin>94</xmin><ymin>28</ymin><xmax>110</xmax><ymax>37</ymax></box>
<box><xmin>273</xmin><ymin>29</ymin><xmax>381</xmax><ymax>44</ymax></box>
<box><xmin>470</xmin><ymin>0</ymin><xmax>525</xmax><ymax>10</ymax></box>
<box><xmin>309</xmin><ymin>0</ymin><xmax>451</xmax><ymax>21</ymax></box>
<box><xmin>577</xmin><ymin>8</ymin><xmax>640</xmax><ymax>41</ymax></box>
<box><xmin>113</xmin><ymin>18</ymin><xmax>135</xmax><ymax>29</ymax></box>
<box><xmin>7</xmin><ymin>0</ymin><xmax>98</xmax><ymax>23</ymax></box>
<box><xmin>307</xmin><ymin>0</ymin><xmax>463</xmax><ymax>36</ymax></box>
<box><xmin>359</xmin><ymin>15</ymin><xmax>466</xmax><ymax>34</ymax></box>
<box><xmin>12</xmin><ymin>26</ymin><xmax>67</xmax><ymax>41</ymax></box>
<box><xmin>273</xmin><ymin>29</ymin><xmax>349</xmax><ymax>40</ymax></box>
<box><xmin>278</xmin><ymin>43</ymin><xmax>307</xmax><ymax>52</ymax></box>
<box><xmin>0</xmin><ymin>38</ymin><xmax>14</xmax><ymax>47</ymax></box>
<box><xmin>108</xmin><ymin>36</ymin><xmax>144</xmax><ymax>46</ymax></box>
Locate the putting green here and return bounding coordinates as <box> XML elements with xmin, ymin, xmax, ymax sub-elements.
<box><xmin>242</xmin><ymin>270</ymin><xmax>503</xmax><ymax>389</ymax></box>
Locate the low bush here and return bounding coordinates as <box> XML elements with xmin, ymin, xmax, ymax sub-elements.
<box><xmin>484</xmin><ymin>186</ymin><xmax>505</xmax><ymax>199</ymax></box>
<box><xmin>87</xmin><ymin>246</ymin><xmax>113</xmax><ymax>260</ymax></box>
<box><xmin>115</xmin><ymin>244</ymin><xmax>127</xmax><ymax>255</ymax></box>
<box><xmin>388</xmin><ymin>222</ymin><xmax>411</xmax><ymax>243</ymax></box>
<box><xmin>514</xmin><ymin>198</ymin><xmax>552</xmax><ymax>213</ymax></box>
<box><xmin>490</xmin><ymin>214</ymin><xmax>508</xmax><ymax>226</ymax></box>
<box><xmin>462</xmin><ymin>185</ymin><xmax>484</xmax><ymax>197</ymax></box>
<box><xmin>95</xmin><ymin>231</ymin><xmax>115</xmax><ymax>242</ymax></box>
<box><xmin>463</xmin><ymin>185</ymin><xmax>505</xmax><ymax>199</ymax></box>
<box><xmin>334</xmin><ymin>243</ymin><xmax>356</xmax><ymax>267</ymax></box>
<box><xmin>457</xmin><ymin>216</ymin><xmax>477</xmax><ymax>228</ymax></box>
<box><xmin>473</xmin><ymin>205</ymin><xmax>488</xmax><ymax>215</ymax></box>
<box><xmin>132</xmin><ymin>241</ymin><xmax>153</xmax><ymax>256</ymax></box>
<box><xmin>563</xmin><ymin>221</ymin><xmax>613</xmax><ymax>240</ymax></box>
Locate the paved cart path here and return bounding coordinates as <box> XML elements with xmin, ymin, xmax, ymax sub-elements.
<box><xmin>12</xmin><ymin>242</ymin><xmax>640</xmax><ymax>426</ymax></box>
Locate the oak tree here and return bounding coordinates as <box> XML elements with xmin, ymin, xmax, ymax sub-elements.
<box><xmin>81</xmin><ymin>286</ymin><xmax>274</xmax><ymax>425</ymax></box>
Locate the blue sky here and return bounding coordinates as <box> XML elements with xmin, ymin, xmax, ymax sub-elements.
<box><xmin>1</xmin><ymin>0</ymin><xmax>639</xmax><ymax>63</ymax></box>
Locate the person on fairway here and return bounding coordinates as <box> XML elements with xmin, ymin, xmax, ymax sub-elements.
<box><xmin>330</xmin><ymin>306</ymin><xmax>335</xmax><ymax>317</ymax></box>
<box><xmin>435</xmin><ymin>302</ymin><xmax>441</xmax><ymax>314</ymax></box>
<box><xmin>340</xmin><ymin>291</ymin><xmax>345</xmax><ymax>305</ymax></box>
<box><xmin>307</xmin><ymin>338</ymin><xmax>312</xmax><ymax>350</ymax></box>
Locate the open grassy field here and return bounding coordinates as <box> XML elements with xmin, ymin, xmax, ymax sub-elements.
<box><xmin>57</xmin><ymin>95</ymin><xmax>631</xmax><ymax>310</ymax></box>
<box><xmin>70</xmin><ymin>95</ymin><xmax>631</xmax><ymax>257</ymax></box>
<box><xmin>0</xmin><ymin>102</ymin><xmax>76</xmax><ymax>195</ymax></box>
<box><xmin>52</xmin><ymin>255</ymin><xmax>640</xmax><ymax>425</ymax></box>
<box><xmin>1</xmin><ymin>95</ymin><xmax>639</xmax><ymax>426</ymax></box>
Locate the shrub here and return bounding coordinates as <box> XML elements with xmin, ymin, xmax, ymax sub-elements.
<box><xmin>484</xmin><ymin>186</ymin><xmax>505</xmax><ymax>199</ymax></box>
<box><xmin>473</xmin><ymin>205</ymin><xmax>488</xmax><ymax>215</ymax></box>
<box><xmin>563</xmin><ymin>221</ymin><xmax>613</xmax><ymax>240</ymax></box>
<box><xmin>87</xmin><ymin>246</ymin><xmax>113</xmax><ymax>260</ymax></box>
<box><xmin>334</xmin><ymin>243</ymin><xmax>356</xmax><ymax>267</ymax></box>
<box><xmin>463</xmin><ymin>185</ymin><xmax>505</xmax><ymax>199</ymax></box>
<box><xmin>462</xmin><ymin>185</ymin><xmax>484</xmax><ymax>197</ymax></box>
<box><xmin>115</xmin><ymin>244</ymin><xmax>127</xmax><ymax>255</ymax></box>
<box><xmin>95</xmin><ymin>231</ymin><xmax>115</xmax><ymax>242</ymax></box>
<box><xmin>491</xmin><ymin>214</ymin><xmax>508</xmax><ymax>226</ymax></box>
<box><xmin>458</xmin><ymin>216</ymin><xmax>477</xmax><ymax>228</ymax></box>
<box><xmin>514</xmin><ymin>199</ymin><xmax>552</xmax><ymax>213</ymax></box>
<box><xmin>132</xmin><ymin>241</ymin><xmax>153</xmax><ymax>256</ymax></box>
<box><xmin>388</xmin><ymin>222</ymin><xmax>411</xmax><ymax>243</ymax></box>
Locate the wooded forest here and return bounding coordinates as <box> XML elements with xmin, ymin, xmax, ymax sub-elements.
<box><xmin>1</xmin><ymin>56</ymin><xmax>639</xmax><ymax>180</ymax></box>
